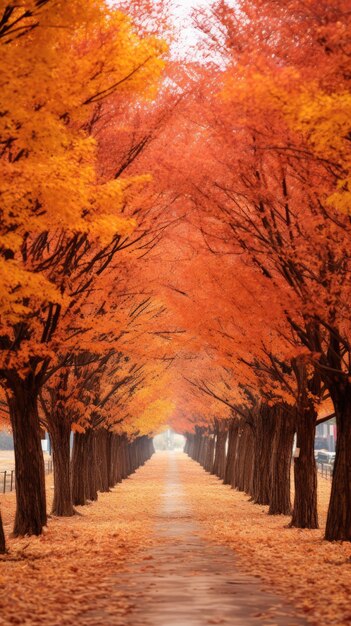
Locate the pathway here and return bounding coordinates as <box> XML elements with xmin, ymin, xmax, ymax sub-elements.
<box><xmin>93</xmin><ymin>452</ymin><xmax>307</xmax><ymax>626</ymax></box>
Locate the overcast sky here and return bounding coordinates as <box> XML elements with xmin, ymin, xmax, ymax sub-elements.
<box><xmin>171</xmin><ymin>0</ymin><xmax>209</xmax><ymax>55</ymax></box>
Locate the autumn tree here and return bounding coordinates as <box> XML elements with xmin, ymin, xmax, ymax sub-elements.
<box><xmin>204</xmin><ymin>0</ymin><xmax>351</xmax><ymax>540</ymax></box>
<box><xmin>0</xmin><ymin>0</ymin><xmax>166</xmax><ymax>536</ymax></box>
<box><xmin>135</xmin><ymin>48</ymin><xmax>338</xmax><ymax>529</ymax></box>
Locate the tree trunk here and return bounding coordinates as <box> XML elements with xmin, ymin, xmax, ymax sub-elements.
<box><xmin>325</xmin><ymin>384</ymin><xmax>351</xmax><ymax>541</ymax></box>
<box><xmin>236</xmin><ymin>423</ymin><xmax>254</xmax><ymax>494</ymax></box>
<box><xmin>199</xmin><ymin>433</ymin><xmax>208</xmax><ymax>468</ymax></box>
<box><xmin>136</xmin><ymin>438</ymin><xmax>140</xmax><ymax>468</ymax></box>
<box><xmin>49</xmin><ymin>417</ymin><xmax>73</xmax><ymax>516</ymax></box>
<box><xmin>212</xmin><ymin>420</ymin><xmax>227</xmax><ymax>480</ymax></box>
<box><xmin>7</xmin><ymin>375</ymin><xmax>47</xmax><ymax>536</ymax></box>
<box><xmin>126</xmin><ymin>440</ymin><xmax>134</xmax><ymax>475</ymax></box>
<box><xmin>232</xmin><ymin>424</ymin><xmax>243</xmax><ymax>490</ymax></box>
<box><xmin>290</xmin><ymin>404</ymin><xmax>318</xmax><ymax>528</ymax></box>
<box><xmin>204</xmin><ymin>435</ymin><xmax>215</xmax><ymax>472</ymax></box>
<box><xmin>0</xmin><ymin>511</ymin><xmax>5</xmax><ymax>554</ymax></box>
<box><xmin>193</xmin><ymin>427</ymin><xmax>203</xmax><ymax>463</ymax></box>
<box><xmin>269</xmin><ymin>404</ymin><xmax>295</xmax><ymax>516</ymax></box>
<box><xmin>114</xmin><ymin>435</ymin><xmax>123</xmax><ymax>484</ymax></box>
<box><xmin>148</xmin><ymin>436</ymin><xmax>155</xmax><ymax>459</ymax></box>
<box><xmin>252</xmin><ymin>404</ymin><xmax>275</xmax><ymax>505</ymax></box>
<box><xmin>184</xmin><ymin>434</ymin><xmax>190</xmax><ymax>455</ymax></box>
<box><xmin>131</xmin><ymin>440</ymin><xmax>137</xmax><ymax>473</ymax></box>
<box><xmin>224</xmin><ymin>420</ymin><xmax>238</xmax><ymax>485</ymax></box>
<box><xmin>86</xmin><ymin>429</ymin><xmax>98</xmax><ymax>501</ymax></box>
<box><xmin>72</xmin><ymin>432</ymin><xmax>87</xmax><ymax>506</ymax></box>
<box><xmin>121</xmin><ymin>436</ymin><xmax>131</xmax><ymax>478</ymax></box>
<box><xmin>290</xmin><ymin>360</ymin><xmax>319</xmax><ymax>529</ymax></box>
<box><xmin>95</xmin><ymin>429</ymin><xmax>110</xmax><ymax>493</ymax></box>
<box><xmin>71</xmin><ymin>429</ymin><xmax>98</xmax><ymax>505</ymax></box>
<box><xmin>243</xmin><ymin>425</ymin><xmax>254</xmax><ymax>495</ymax></box>
<box><xmin>186</xmin><ymin>433</ymin><xmax>195</xmax><ymax>459</ymax></box>
<box><xmin>109</xmin><ymin>433</ymin><xmax>120</xmax><ymax>488</ymax></box>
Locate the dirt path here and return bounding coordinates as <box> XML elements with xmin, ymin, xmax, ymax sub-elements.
<box><xmin>95</xmin><ymin>452</ymin><xmax>307</xmax><ymax>626</ymax></box>
<box><xmin>1</xmin><ymin>452</ymin><xmax>313</xmax><ymax>625</ymax></box>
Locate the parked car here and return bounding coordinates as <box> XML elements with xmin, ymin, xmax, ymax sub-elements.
<box><xmin>316</xmin><ymin>450</ymin><xmax>335</xmax><ymax>465</ymax></box>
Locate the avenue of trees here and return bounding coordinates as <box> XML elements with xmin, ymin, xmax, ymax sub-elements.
<box><xmin>0</xmin><ymin>0</ymin><xmax>175</xmax><ymax>548</ymax></box>
<box><xmin>1</xmin><ymin>0</ymin><xmax>351</xmax><ymax>550</ymax></box>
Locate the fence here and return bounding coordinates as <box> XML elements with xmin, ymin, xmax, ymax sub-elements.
<box><xmin>0</xmin><ymin>460</ymin><xmax>53</xmax><ymax>494</ymax></box>
<box><xmin>317</xmin><ymin>462</ymin><xmax>333</xmax><ymax>480</ymax></box>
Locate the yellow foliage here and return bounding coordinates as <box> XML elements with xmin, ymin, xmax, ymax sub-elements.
<box><xmin>0</xmin><ymin>258</ymin><xmax>68</xmax><ymax>326</ymax></box>
<box><xmin>0</xmin><ymin>1</ymin><xmax>166</xmax><ymax>327</ymax></box>
<box><xmin>222</xmin><ymin>59</ymin><xmax>351</xmax><ymax>214</ymax></box>
<box><xmin>133</xmin><ymin>398</ymin><xmax>176</xmax><ymax>436</ymax></box>
<box><xmin>286</xmin><ymin>89</ymin><xmax>351</xmax><ymax>214</ymax></box>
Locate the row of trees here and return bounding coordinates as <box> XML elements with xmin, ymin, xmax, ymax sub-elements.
<box><xmin>0</xmin><ymin>0</ymin><xmax>179</xmax><ymax>547</ymax></box>
<box><xmin>185</xmin><ymin>408</ymin><xmax>323</xmax><ymax>529</ymax></box>
<box><xmin>159</xmin><ymin>0</ymin><xmax>351</xmax><ymax>541</ymax></box>
<box><xmin>1</xmin><ymin>0</ymin><xmax>351</xmax><ymax>549</ymax></box>
<box><xmin>0</xmin><ymin>429</ymin><xmax>154</xmax><ymax>554</ymax></box>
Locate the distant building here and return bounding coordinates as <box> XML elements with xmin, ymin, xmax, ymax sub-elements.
<box><xmin>316</xmin><ymin>419</ymin><xmax>336</xmax><ymax>452</ymax></box>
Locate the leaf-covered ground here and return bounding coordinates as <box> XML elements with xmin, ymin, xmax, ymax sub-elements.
<box><xmin>0</xmin><ymin>459</ymin><xmax>161</xmax><ymax>626</ymax></box>
<box><xmin>1</xmin><ymin>453</ymin><xmax>350</xmax><ymax>626</ymax></box>
<box><xmin>183</xmin><ymin>457</ymin><xmax>351</xmax><ymax>626</ymax></box>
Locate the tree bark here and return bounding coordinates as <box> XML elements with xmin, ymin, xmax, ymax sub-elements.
<box><xmin>198</xmin><ymin>434</ymin><xmax>206</xmax><ymax>468</ymax></box>
<box><xmin>184</xmin><ymin>434</ymin><xmax>190</xmax><ymax>455</ymax></box>
<box><xmin>149</xmin><ymin>436</ymin><xmax>155</xmax><ymax>458</ymax></box>
<box><xmin>95</xmin><ymin>429</ymin><xmax>110</xmax><ymax>493</ymax></box>
<box><xmin>290</xmin><ymin>361</ymin><xmax>319</xmax><ymax>529</ymax></box>
<box><xmin>49</xmin><ymin>417</ymin><xmax>73</xmax><ymax>516</ymax></box>
<box><xmin>252</xmin><ymin>404</ymin><xmax>275</xmax><ymax>505</ymax></box>
<box><xmin>86</xmin><ymin>429</ymin><xmax>98</xmax><ymax>501</ymax></box>
<box><xmin>109</xmin><ymin>433</ymin><xmax>120</xmax><ymax>488</ymax></box>
<box><xmin>200</xmin><ymin>432</ymin><xmax>211</xmax><ymax>469</ymax></box>
<box><xmin>120</xmin><ymin>436</ymin><xmax>130</xmax><ymax>478</ymax></box>
<box><xmin>72</xmin><ymin>431</ymin><xmax>87</xmax><ymax>506</ymax></box>
<box><xmin>193</xmin><ymin>427</ymin><xmax>203</xmax><ymax>463</ymax></box>
<box><xmin>243</xmin><ymin>425</ymin><xmax>254</xmax><ymax>495</ymax></box>
<box><xmin>126</xmin><ymin>440</ymin><xmax>134</xmax><ymax>475</ymax></box>
<box><xmin>236</xmin><ymin>423</ymin><xmax>254</xmax><ymax>494</ymax></box>
<box><xmin>212</xmin><ymin>420</ymin><xmax>227</xmax><ymax>480</ymax></box>
<box><xmin>204</xmin><ymin>434</ymin><xmax>215</xmax><ymax>473</ymax></box>
<box><xmin>71</xmin><ymin>429</ymin><xmax>98</xmax><ymax>505</ymax></box>
<box><xmin>232</xmin><ymin>423</ymin><xmax>243</xmax><ymax>490</ymax></box>
<box><xmin>0</xmin><ymin>511</ymin><xmax>5</xmax><ymax>554</ymax></box>
<box><xmin>269</xmin><ymin>404</ymin><xmax>295</xmax><ymax>516</ymax></box>
<box><xmin>186</xmin><ymin>433</ymin><xmax>195</xmax><ymax>459</ymax></box>
<box><xmin>290</xmin><ymin>404</ymin><xmax>318</xmax><ymax>528</ymax></box>
<box><xmin>224</xmin><ymin>420</ymin><xmax>238</xmax><ymax>485</ymax></box>
<box><xmin>325</xmin><ymin>383</ymin><xmax>351</xmax><ymax>541</ymax></box>
<box><xmin>7</xmin><ymin>374</ymin><xmax>47</xmax><ymax>536</ymax></box>
<box><xmin>114</xmin><ymin>435</ymin><xmax>123</xmax><ymax>485</ymax></box>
